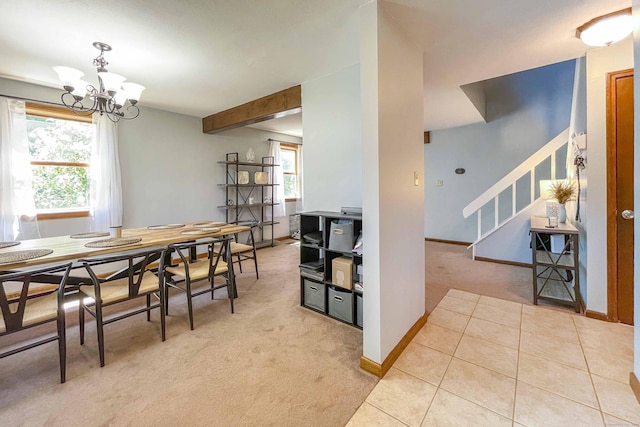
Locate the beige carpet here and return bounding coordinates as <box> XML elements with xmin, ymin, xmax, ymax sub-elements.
<box><xmin>1</xmin><ymin>240</ymin><xmax>554</xmax><ymax>426</ymax></box>
<box><xmin>0</xmin><ymin>242</ymin><xmax>377</xmax><ymax>426</ymax></box>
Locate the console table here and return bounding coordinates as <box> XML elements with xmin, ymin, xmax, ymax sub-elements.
<box><xmin>530</xmin><ymin>216</ymin><xmax>580</xmax><ymax>312</ymax></box>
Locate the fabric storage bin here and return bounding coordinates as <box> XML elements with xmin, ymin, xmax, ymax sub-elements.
<box><xmin>328</xmin><ymin>220</ymin><xmax>354</xmax><ymax>252</ymax></box>
<box><xmin>328</xmin><ymin>286</ymin><xmax>354</xmax><ymax>323</ymax></box>
<box><xmin>356</xmin><ymin>293</ymin><xmax>363</xmax><ymax>327</ymax></box>
<box><xmin>303</xmin><ymin>279</ymin><xmax>325</xmax><ymax>312</ymax></box>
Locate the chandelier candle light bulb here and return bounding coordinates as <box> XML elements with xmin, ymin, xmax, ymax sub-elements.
<box><xmin>53</xmin><ymin>42</ymin><xmax>145</xmax><ymax>122</ymax></box>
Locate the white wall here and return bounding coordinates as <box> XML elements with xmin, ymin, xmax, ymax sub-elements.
<box><xmin>585</xmin><ymin>38</ymin><xmax>633</xmax><ymax>314</ymax></box>
<box><xmin>632</xmin><ymin>0</ymin><xmax>640</xmax><ymax>379</ymax></box>
<box><xmin>0</xmin><ymin>77</ymin><xmax>301</xmax><ymax>239</ymax></box>
<box><xmin>361</xmin><ymin>1</ymin><xmax>425</xmax><ymax>363</ymax></box>
<box><xmin>425</xmin><ymin>60</ymin><xmax>575</xmax><ymax>245</ymax></box>
<box><xmin>301</xmin><ymin>64</ymin><xmax>362</xmax><ymax>211</ymax></box>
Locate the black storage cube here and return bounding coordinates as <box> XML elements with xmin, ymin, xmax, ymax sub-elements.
<box><xmin>328</xmin><ymin>286</ymin><xmax>354</xmax><ymax>323</ymax></box>
<box><xmin>356</xmin><ymin>293</ymin><xmax>363</xmax><ymax>327</ymax></box>
<box><xmin>303</xmin><ymin>279</ymin><xmax>325</xmax><ymax>312</ymax></box>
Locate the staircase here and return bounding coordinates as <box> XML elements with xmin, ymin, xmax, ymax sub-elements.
<box><xmin>463</xmin><ymin>128</ymin><xmax>569</xmax><ymax>257</ymax></box>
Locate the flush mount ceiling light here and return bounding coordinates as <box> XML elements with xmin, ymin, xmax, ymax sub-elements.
<box><xmin>53</xmin><ymin>42</ymin><xmax>145</xmax><ymax>122</ymax></box>
<box><xmin>576</xmin><ymin>8</ymin><xmax>633</xmax><ymax>47</ymax></box>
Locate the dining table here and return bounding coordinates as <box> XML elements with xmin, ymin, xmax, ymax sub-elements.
<box><xmin>0</xmin><ymin>221</ymin><xmax>250</xmax><ymax>292</ymax></box>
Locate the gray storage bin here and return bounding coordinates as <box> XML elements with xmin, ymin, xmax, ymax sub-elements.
<box><xmin>328</xmin><ymin>220</ymin><xmax>354</xmax><ymax>252</ymax></box>
<box><xmin>328</xmin><ymin>286</ymin><xmax>354</xmax><ymax>323</ymax></box>
<box><xmin>356</xmin><ymin>293</ymin><xmax>363</xmax><ymax>327</ymax></box>
<box><xmin>303</xmin><ymin>279</ymin><xmax>325</xmax><ymax>312</ymax></box>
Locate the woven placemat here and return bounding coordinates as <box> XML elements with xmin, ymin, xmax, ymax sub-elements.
<box><xmin>0</xmin><ymin>249</ymin><xmax>53</xmax><ymax>264</ymax></box>
<box><xmin>193</xmin><ymin>221</ymin><xmax>226</xmax><ymax>228</ymax></box>
<box><xmin>85</xmin><ymin>237</ymin><xmax>142</xmax><ymax>248</ymax></box>
<box><xmin>70</xmin><ymin>232</ymin><xmax>110</xmax><ymax>239</ymax></box>
<box><xmin>0</xmin><ymin>241</ymin><xmax>21</xmax><ymax>249</ymax></box>
<box><xmin>180</xmin><ymin>229</ymin><xmax>210</xmax><ymax>235</ymax></box>
<box><xmin>147</xmin><ymin>223</ymin><xmax>186</xmax><ymax>230</ymax></box>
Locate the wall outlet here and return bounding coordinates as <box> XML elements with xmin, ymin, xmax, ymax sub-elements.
<box><xmin>435</xmin><ymin>179</ymin><xmax>444</xmax><ymax>186</ymax></box>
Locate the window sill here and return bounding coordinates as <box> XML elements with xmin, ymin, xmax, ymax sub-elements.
<box><xmin>285</xmin><ymin>198</ymin><xmax>300</xmax><ymax>203</ymax></box>
<box><xmin>37</xmin><ymin>210</ymin><xmax>90</xmax><ymax>221</ymax></box>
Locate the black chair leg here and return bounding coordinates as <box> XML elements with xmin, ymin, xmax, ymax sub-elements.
<box><xmin>229</xmin><ymin>276</ymin><xmax>235</xmax><ymax>314</ymax></box>
<box><xmin>146</xmin><ymin>294</ymin><xmax>151</xmax><ymax>321</ymax></box>
<box><xmin>237</xmin><ymin>253</ymin><xmax>243</xmax><ymax>273</ymax></box>
<box><xmin>253</xmin><ymin>249</ymin><xmax>259</xmax><ymax>279</ymax></box>
<box><xmin>186</xmin><ymin>280</ymin><xmax>194</xmax><ymax>331</ymax></box>
<box><xmin>57</xmin><ymin>312</ymin><xmax>66</xmax><ymax>383</ymax></box>
<box><xmin>79</xmin><ymin>302</ymin><xmax>85</xmax><ymax>345</ymax></box>
<box><xmin>159</xmin><ymin>291</ymin><xmax>166</xmax><ymax>341</ymax></box>
<box><xmin>96</xmin><ymin>305</ymin><xmax>105</xmax><ymax>367</ymax></box>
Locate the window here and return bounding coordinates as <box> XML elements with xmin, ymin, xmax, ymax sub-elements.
<box><xmin>280</xmin><ymin>144</ymin><xmax>299</xmax><ymax>201</ymax></box>
<box><xmin>26</xmin><ymin>103</ymin><xmax>94</xmax><ymax>220</ymax></box>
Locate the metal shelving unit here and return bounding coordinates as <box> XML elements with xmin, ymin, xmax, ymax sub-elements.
<box><xmin>218</xmin><ymin>152</ymin><xmax>280</xmax><ymax>248</ymax></box>
<box><xmin>530</xmin><ymin>216</ymin><xmax>580</xmax><ymax>312</ymax></box>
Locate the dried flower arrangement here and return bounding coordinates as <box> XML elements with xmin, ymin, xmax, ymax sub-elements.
<box><xmin>550</xmin><ymin>180</ymin><xmax>576</xmax><ymax>204</ymax></box>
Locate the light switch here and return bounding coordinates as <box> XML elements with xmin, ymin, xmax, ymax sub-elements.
<box><xmin>436</xmin><ymin>179</ymin><xmax>444</xmax><ymax>186</ymax></box>
<box><xmin>414</xmin><ymin>171</ymin><xmax>419</xmax><ymax>186</ymax></box>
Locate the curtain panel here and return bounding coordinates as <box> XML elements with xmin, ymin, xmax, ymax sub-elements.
<box><xmin>0</xmin><ymin>97</ymin><xmax>40</xmax><ymax>240</ymax></box>
<box><xmin>90</xmin><ymin>115</ymin><xmax>123</xmax><ymax>231</ymax></box>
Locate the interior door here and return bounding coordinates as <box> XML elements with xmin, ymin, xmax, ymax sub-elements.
<box><xmin>607</xmin><ymin>68</ymin><xmax>634</xmax><ymax>325</ymax></box>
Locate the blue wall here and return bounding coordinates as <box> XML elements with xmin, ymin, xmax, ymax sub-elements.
<box><xmin>425</xmin><ymin>59</ymin><xmax>576</xmax><ymax>243</ymax></box>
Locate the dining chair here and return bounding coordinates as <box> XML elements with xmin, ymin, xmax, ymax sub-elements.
<box><xmin>164</xmin><ymin>236</ymin><xmax>235</xmax><ymax>330</ymax></box>
<box><xmin>78</xmin><ymin>246</ymin><xmax>167</xmax><ymax>367</ymax></box>
<box><xmin>0</xmin><ymin>262</ymin><xmax>72</xmax><ymax>383</ymax></box>
<box><xmin>216</xmin><ymin>222</ymin><xmax>259</xmax><ymax>279</ymax></box>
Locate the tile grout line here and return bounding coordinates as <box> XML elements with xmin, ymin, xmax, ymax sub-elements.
<box><xmin>572</xmin><ymin>314</ymin><xmax>607</xmax><ymax>426</ymax></box>
<box><xmin>417</xmin><ymin>297</ymin><xmax>477</xmax><ymax>426</ymax></box>
<box><xmin>511</xmin><ymin>303</ymin><xmax>524</xmax><ymax>426</ymax></box>
<box><xmin>360</xmin><ymin>400</ymin><xmax>412</xmax><ymax>426</ymax></box>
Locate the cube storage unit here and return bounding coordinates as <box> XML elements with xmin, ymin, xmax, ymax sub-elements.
<box><xmin>299</xmin><ymin>211</ymin><xmax>363</xmax><ymax>328</ymax></box>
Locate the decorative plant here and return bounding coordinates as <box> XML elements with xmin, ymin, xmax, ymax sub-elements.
<box><xmin>550</xmin><ymin>180</ymin><xmax>576</xmax><ymax>204</ymax></box>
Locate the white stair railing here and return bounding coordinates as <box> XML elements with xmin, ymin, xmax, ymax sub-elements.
<box><xmin>463</xmin><ymin>128</ymin><xmax>569</xmax><ymax>246</ymax></box>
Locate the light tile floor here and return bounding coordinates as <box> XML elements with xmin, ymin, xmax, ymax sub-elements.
<box><xmin>347</xmin><ymin>290</ymin><xmax>639</xmax><ymax>427</ymax></box>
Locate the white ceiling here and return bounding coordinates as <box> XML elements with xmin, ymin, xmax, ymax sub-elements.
<box><xmin>0</xmin><ymin>0</ymin><xmax>631</xmax><ymax>136</ymax></box>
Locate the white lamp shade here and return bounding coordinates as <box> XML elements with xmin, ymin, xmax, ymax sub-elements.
<box><xmin>97</xmin><ymin>72</ymin><xmax>126</xmax><ymax>93</ymax></box>
<box><xmin>579</xmin><ymin>13</ymin><xmax>633</xmax><ymax>47</ymax></box>
<box><xmin>71</xmin><ymin>80</ymin><xmax>90</xmax><ymax>98</ymax></box>
<box><xmin>113</xmin><ymin>90</ymin><xmax>128</xmax><ymax>107</ymax></box>
<box><xmin>540</xmin><ymin>180</ymin><xmax>556</xmax><ymax>199</ymax></box>
<box><xmin>53</xmin><ymin>66</ymin><xmax>84</xmax><ymax>88</ymax></box>
<box><xmin>121</xmin><ymin>82</ymin><xmax>145</xmax><ymax>102</ymax></box>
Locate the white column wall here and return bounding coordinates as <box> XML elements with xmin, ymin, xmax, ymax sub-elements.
<box><xmin>360</xmin><ymin>1</ymin><xmax>425</xmax><ymax>363</ymax></box>
<box><xmin>585</xmin><ymin>39</ymin><xmax>633</xmax><ymax>314</ymax></box>
<box><xmin>300</xmin><ymin>65</ymin><xmax>362</xmax><ymax>212</ymax></box>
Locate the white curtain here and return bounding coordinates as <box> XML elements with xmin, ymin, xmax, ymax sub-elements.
<box><xmin>296</xmin><ymin>144</ymin><xmax>303</xmax><ymax>213</ymax></box>
<box><xmin>268</xmin><ymin>140</ymin><xmax>286</xmax><ymax>218</ymax></box>
<box><xmin>0</xmin><ymin>97</ymin><xmax>40</xmax><ymax>240</ymax></box>
<box><xmin>90</xmin><ymin>115</ymin><xmax>122</xmax><ymax>231</ymax></box>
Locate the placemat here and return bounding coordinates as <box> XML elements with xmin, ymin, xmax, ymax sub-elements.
<box><xmin>0</xmin><ymin>249</ymin><xmax>53</xmax><ymax>264</ymax></box>
<box><xmin>180</xmin><ymin>228</ymin><xmax>220</xmax><ymax>235</ymax></box>
<box><xmin>85</xmin><ymin>237</ymin><xmax>142</xmax><ymax>248</ymax></box>
<box><xmin>0</xmin><ymin>241</ymin><xmax>21</xmax><ymax>249</ymax></box>
<box><xmin>147</xmin><ymin>224</ymin><xmax>186</xmax><ymax>230</ymax></box>
<box><xmin>192</xmin><ymin>221</ymin><xmax>226</xmax><ymax>228</ymax></box>
<box><xmin>70</xmin><ymin>232</ymin><xmax>110</xmax><ymax>239</ymax></box>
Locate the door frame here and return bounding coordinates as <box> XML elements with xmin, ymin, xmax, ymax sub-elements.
<box><xmin>606</xmin><ymin>68</ymin><xmax>634</xmax><ymax>322</ymax></box>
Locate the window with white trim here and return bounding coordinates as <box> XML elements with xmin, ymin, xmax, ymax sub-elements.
<box><xmin>280</xmin><ymin>143</ymin><xmax>299</xmax><ymax>200</ymax></box>
<box><xmin>26</xmin><ymin>103</ymin><xmax>94</xmax><ymax>220</ymax></box>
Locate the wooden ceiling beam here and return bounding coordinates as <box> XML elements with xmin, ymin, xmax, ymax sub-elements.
<box><xmin>202</xmin><ymin>85</ymin><xmax>302</xmax><ymax>134</ymax></box>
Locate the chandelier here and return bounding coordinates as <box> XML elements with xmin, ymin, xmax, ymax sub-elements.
<box><xmin>53</xmin><ymin>42</ymin><xmax>145</xmax><ymax>122</ymax></box>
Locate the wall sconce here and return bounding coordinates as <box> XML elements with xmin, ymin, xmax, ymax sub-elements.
<box><xmin>576</xmin><ymin>8</ymin><xmax>633</xmax><ymax>47</ymax></box>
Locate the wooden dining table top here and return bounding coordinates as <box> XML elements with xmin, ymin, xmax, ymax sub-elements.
<box><xmin>0</xmin><ymin>222</ymin><xmax>249</xmax><ymax>271</ymax></box>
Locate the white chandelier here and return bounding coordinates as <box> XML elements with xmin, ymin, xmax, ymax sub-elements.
<box><xmin>53</xmin><ymin>42</ymin><xmax>145</xmax><ymax>122</ymax></box>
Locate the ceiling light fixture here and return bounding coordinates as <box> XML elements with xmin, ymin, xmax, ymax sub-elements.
<box><xmin>576</xmin><ymin>8</ymin><xmax>633</xmax><ymax>47</ymax></box>
<box><xmin>53</xmin><ymin>42</ymin><xmax>144</xmax><ymax>122</ymax></box>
